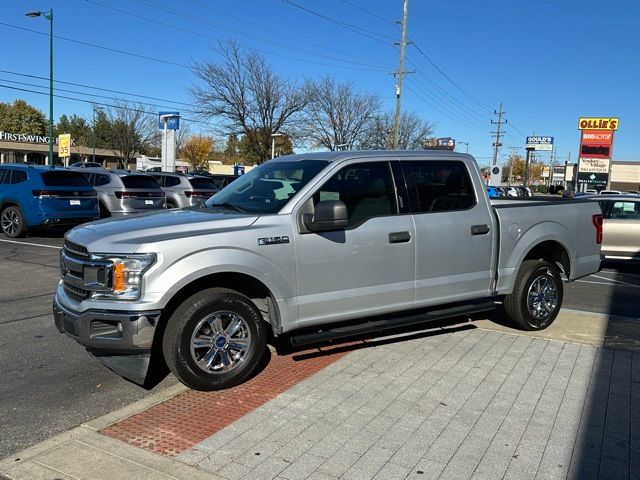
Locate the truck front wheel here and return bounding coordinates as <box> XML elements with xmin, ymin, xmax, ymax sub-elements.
<box><xmin>503</xmin><ymin>260</ymin><xmax>563</xmax><ymax>331</ymax></box>
<box><xmin>162</xmin><ymin>288</ymin><xmax>267</xmax><ymax>391</ymax></box>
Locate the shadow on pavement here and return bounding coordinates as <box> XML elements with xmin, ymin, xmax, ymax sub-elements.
<box><xmin>573</xmin><ymin>260</ymin><xmax>639</xmax><ymax>480</ymax></box>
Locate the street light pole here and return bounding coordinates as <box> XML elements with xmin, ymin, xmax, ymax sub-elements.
<box><xmin>458</xmin><ymin>141</ymin><xmax>469</xmax><ymax>154</ymax></box>
<box><xmin>270</xmin><ymin>133</ymin><xmax>284</xmax><ymax>160</ymax></box>
<box><xmin>26</xmin><ymin>9</ymin><xmax>54</xmax><ymax>166</ymax></box>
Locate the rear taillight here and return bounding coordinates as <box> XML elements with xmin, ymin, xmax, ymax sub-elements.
<box><xmin>114</xmin><ymin>191</ymin><xmax>131</xmax><ymax>199</ymax></box>
<box><xmin>185</xmin><ymin>191</ymin><xmax>213</xmax><ymax>198</ymax></box>
<box><xmin>33</xmin><ymin>190</ymin><xmax>59</xmax><ymax>198</ymax></box>
<box><xmin>592</xmin><ymin>214</ymin><xmax>603</xmax><ymax>244</ymax></box>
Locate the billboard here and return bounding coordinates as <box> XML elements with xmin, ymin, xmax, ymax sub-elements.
<box><xmin>578</xmin><ymin>117</ymin><xmax>618</xmax><ymax>130</ymax></box>
<box><xmin>423</xmin><ymin>137</ymin><xmax>455</xmax><ymax>150</ymax></box>
<box><xmin>526</xmin><ymin>136</ymin><xmax>554</xmax><ymax>151</ymax></box>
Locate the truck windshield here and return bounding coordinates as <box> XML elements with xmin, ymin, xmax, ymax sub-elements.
<box><xmin>204</xmin><ymin>160</ymin><xmax>328</xmax><ymax>214</ymax></box>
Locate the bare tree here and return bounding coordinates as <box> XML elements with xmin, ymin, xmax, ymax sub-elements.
<box><xmin>106</xmin><ymin>99</ymin><xmax>158</xmax><ymax>169</ymax></box>
<box><xmin>361</xmin><ymin>111</ymin><xmax>434</xmax><ymax>150</ymax></box>
<box><xmin>303</xmin><ymin>76</ymin><xmax>381</xmax><ymax>151</ymax></box>
<box><xmin>190</xmin><ymin>41</ymin><xmax>308</xmax><ymax>163</ymax></box>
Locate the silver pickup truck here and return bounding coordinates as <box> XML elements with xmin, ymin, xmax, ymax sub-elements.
<box><xmin>54</xmin><ymin>151</ymin><xmax>602</xmax><ymax>391</ymax></box>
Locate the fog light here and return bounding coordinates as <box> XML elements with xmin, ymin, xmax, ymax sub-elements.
<box><xmin>117</xmin><ymin>322</ymin><xmax>123</xmax><ymax>334</ymax></box>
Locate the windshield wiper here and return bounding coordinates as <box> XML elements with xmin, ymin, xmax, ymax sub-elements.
<box><xmin>209</xmin><ymin>202</ymin><xmax>246</xmax><ymax>213</ymax></box>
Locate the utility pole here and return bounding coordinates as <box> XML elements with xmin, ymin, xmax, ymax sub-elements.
<box><xmin>392</xmin><ymin>0</ymin><xmax>410</xmax><ymax>149</ymax></box>
<box><xmin>491</xmin><ymin>102</ymin><xmax>506</xmax><ymax>166</ymax></box>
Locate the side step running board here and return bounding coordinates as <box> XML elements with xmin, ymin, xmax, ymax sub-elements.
<box><xmin>290</xmin><ymin>301</ymin><xmax>496</xmax><ymax>347</ymax></box>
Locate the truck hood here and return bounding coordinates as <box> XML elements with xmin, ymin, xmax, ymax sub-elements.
<box><xmin>66</xmin><ymin>208</ymin><xmax>259</xmax><ymax>253</ymax></box>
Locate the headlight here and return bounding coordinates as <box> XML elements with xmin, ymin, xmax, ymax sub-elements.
<box><xmin>89</xmin><ymin>253</ymin><xmax>156</xmax><ymax>300</ymax></box>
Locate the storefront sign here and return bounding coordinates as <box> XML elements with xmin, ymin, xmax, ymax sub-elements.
<box><xmin>577</xmin><ymin>172</ymin><xmax>608</xmax><ymax>185</ymax></box>
<box><xmin>578</xmin><ymin>158</ymin><xmax>610</xmax><ymax>174</ymax></box>
<box><xmin>526</xmin><ymin>136</ymin><xmax>554</xmax><ymax>151</ymax></box>
<box><xmin>578</xmin><ymin>117</ymin><xmax>618</xmax><ymax>130</ymax></box>
<box><xmin>0</xmin><ymin>131</ymin><xmax>51</xmax><ymax>144</ymax></box>
<box><xmin>580</xmin><ymin>130</ymin><xmax>614</xmax><ymax>145</ymax></box>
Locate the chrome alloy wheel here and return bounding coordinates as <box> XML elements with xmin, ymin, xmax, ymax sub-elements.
<box><xmin>526</xmin><ymin>271</ymin><xmax>558</xmax><ymax>321</ymax></box>
<box><xmin>1</xmin><ymin>209</ymin><xmax>20</xmax><ymax>236</ymax></box>
<box><xmin>190</xmin><ymin>311</ymin><xmax>252</xmax><ymax>374</ymax></box>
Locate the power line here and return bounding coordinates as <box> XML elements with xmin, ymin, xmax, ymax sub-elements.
<box><xmin>410</xmin><ymin>42</ymin><xmax>495</xmax><ymax>113</ymax></box>
<box><xmin>0</xmin><ymin>22</ymin><xmax>189</xmax><ymax>69</ymax></box>
<box><xmin>0</xmin><ymin>77</ymin><xmax>201</xmax><ymax>116</ymax></box>
<box><xmin>0</xmin><ymin>83</ymin><xmax>211</xmax><ymax>127</ymax></box>
<box><xmin>134</xmin><ymin>0</ymin><xmax>393</xmax><ymax>69</ymax></box>
<box><xmin>0</xmin><ymin>69</ymin><xmax>194</xmax><ymax>108</ymax></box>
<box><xmin>340</xmin><ymin>0</ymin><xmax>396</xmax><ymax>26</ymax></box>
<box><xmin>404</xmin><ymin>82</ymin><xmax>487</xmax><ymax>132</ymax></box>
<box><xmin>84</xmin><ymin>0</ymin><xmax>391</xmax><ymax>72</ymax></box>
<box><xmin>182</xmin><ymin>0</ymin><xmax>394</xmax><ymax>68</ymax></box>
<box><xmin>279</xmin><ymin>0</ymin><xmax>394</xmax><ymax>45</ymax></box>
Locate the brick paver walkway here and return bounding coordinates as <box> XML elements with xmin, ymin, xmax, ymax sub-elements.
<box><xmin>177</xmin><ymin>327</ymin><xmax>638</xmax><ymax>480</ymax></box>
<box><xmin>104</xmin><ymin>326</ymin><xmax>639</xmax><ymax>480</ymax></box>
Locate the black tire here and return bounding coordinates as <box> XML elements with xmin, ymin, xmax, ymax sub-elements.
<box><xmin>162</xmin><ymin>288</ymin><xmax>267</xmax><ymax>391</ymax></box>
<box><xmin>166</xmin><ymin>199</ymin><xmax>178</xmax><ymax>209</ymax></box>
<box><xmin>503</xmin><ymin>260</ymin><xmax>563</xmax><ymax>331</ymax></box>
<box><xmin>1</xmin><ymin>206</ymin><xmax>28</xmax><ymax>238</ymax></box>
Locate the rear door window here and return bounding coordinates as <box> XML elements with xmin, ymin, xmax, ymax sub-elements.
<box><xmin>164</xmin><ymin>176</ymin><xmax>181</xmax><ymax>187</ymax></box>
<box><xmin>121</xmin><ymin>175</ymin><xmax>160</xmax><ymax>189</ymax></box>
<box><xmin>610</xmin><ymin>201</ymin><xmax>640</xmax><ymax>219</ymax></box>
<box><xmin>0</xmin><ymin>169</ymin><xmax>8</xmax><ymax>184</ymax></box>
<box><xmin>10</xmin><ymin>170</ymin><xmax>28</xmax><ymax>184</ymax></box>
<box><xmin>41</xmin><ymin>171</ymin><xmax>89</xmax><ymax>186</ymax></box>
<box><xmin>402</xmin><ymin>161</ymin><xmax>476</xmax><ymax>213</ymax></box>
<box><xmin>189</xmin><ymin>177</ymin><xmax>217</xmax><ymax>190</ymax></box>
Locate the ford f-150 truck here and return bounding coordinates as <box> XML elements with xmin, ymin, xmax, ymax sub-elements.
<box><xmin>54</xmin><ymin>151</ymin><xmax>602</xmax><ymax>390</ymax></box>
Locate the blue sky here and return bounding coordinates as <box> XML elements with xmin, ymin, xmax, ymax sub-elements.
<box><xmin>1</xmin><ymin>0</ymin><xmax>638</xmax><ymax>165</ymax></box>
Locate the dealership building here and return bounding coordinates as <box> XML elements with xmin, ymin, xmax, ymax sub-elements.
<box><xmin>0</xmin><ymin>131</ymin><xmax>125</xmax><ymax>167</ymax></box>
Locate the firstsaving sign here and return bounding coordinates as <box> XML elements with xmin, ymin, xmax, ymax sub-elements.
<box><xmin>526</xmin><ymin>136</ymin><xmax>554</xmax><ymax>151</ymax></box>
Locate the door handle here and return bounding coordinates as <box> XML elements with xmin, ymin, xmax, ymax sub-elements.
<box><xmin>471</xmin><ymin>224</ymin><xmax>490</xmax><ymax>235</ymax></box>
<box><xmin>389</xmin><ymin>231</ymin><xmax>411</xmax><ymax>243</ymax></box>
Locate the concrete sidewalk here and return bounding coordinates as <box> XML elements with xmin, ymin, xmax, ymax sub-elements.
<box><xmin>1</xmin><ymin>309</ymin><xmax>639</xmax><ymax>480</ymax></box>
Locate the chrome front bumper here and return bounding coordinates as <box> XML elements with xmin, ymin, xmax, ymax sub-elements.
<box><xmin>53</xmin><ymin>295</ymin><xmax>161</xmax><ymax>384</ymax></box>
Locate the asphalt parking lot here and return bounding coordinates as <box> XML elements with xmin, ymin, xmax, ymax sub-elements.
<box><xmin>0</xmin><ymin>233</ymin><xmax>638</xmax><ymax>462</ymax></box>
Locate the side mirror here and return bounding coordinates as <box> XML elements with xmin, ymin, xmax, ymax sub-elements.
<box><xmin>303</xmin><ymin>200</ymin><xmax>348</xmax><ymax>232</ymax></box>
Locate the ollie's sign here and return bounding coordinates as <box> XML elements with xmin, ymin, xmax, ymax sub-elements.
<box><xmin>578</xmin><ymin>117</ymin><xmax>618</xmax><ymax>131</ymax></box>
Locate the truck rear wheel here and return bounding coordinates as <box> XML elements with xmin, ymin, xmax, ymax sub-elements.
<box><xmin>503</xmin><ymin>260</ymin><xmax>563</xmax><ymax>331</ymax></box>
<box><xmin>162</xmin><ymin>288</ymin><xmax>267</xmax><ymax>391</ymax></box>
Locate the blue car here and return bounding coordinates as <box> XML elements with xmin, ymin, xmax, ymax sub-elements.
<box><xmin>0</xmin><ymin>164</ymin><xmax>99</xmax><ymax>238</ymax></box>
<box><xmin>486</xmin><ymin>186</ymin><xmax>502</xmax><ymax>199</ymax></box>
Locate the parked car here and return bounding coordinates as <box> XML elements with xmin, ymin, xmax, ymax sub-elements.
<box><xmin>192</xmin><ymin>170</ymin><xmax>240</xmax><ymax>190</ymax></box>
<box><xmin>70</xmin><ymin>162</ymin><xmax>102</xmax><ymax>168</ymax></box>
<box><xmin>626</xmin><ymin>191</ymin><xmax>639</xmax><ymax>195</ymax></box>
<box><xmin>514</xmin><ymin>186</ymin><xmax>533</xmax><ymax>197</ymax></box>
<box><xmin>71</xmin><ymin>168</ymin><xmax>166</xmax><ymax>217</ymax></box>
<box><xmin>504</xmin><ymin>186</ymin><xmax>519</xmax><ymax>197</ymax></box>
<box><xmin>0</xmin><ymin>164</ymin><xmax>98</xmax><ymax>238</ymax></box>
<box><xmin>149</xmin><ymin>172</ymin><xmax>219</xmax><ymax>208</ymax></box>
<box><xmin>55</xmin><ymin>151</ymin><xmax>602</xmax><ymax>390</ymax></box>
<box><xmin>599</xmin><ymin>190</ymin><xmax>622</xmax><ymax>195</ymax></box>
<box><xmin>586</xmin><ymin>189</ymin><xmax>598</xmax><ymax>194</ymax></box>
<box><xmin>585</xmin><ymin>194</ymin><xmax>640</xmax><ymax>260</ymax></box>
<box><xmin>486</xmin><ymin>186</ymin><xmax>502</xmax><ymax>198</ymax></box>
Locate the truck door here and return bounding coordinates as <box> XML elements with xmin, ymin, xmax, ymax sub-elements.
<box><xmin>401</xmin><ymin>160</ymin><xmax>494</xmax><ymax>307</ymax></box>
<box><xmin>294</xmin><ymin>160</ymin><xmax>415</xmax><ymax>328</ymax></box>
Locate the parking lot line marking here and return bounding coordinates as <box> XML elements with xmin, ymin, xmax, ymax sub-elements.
<box><xmin>590</xmin><ymin>273</ymin><xmax>640</xmax><ymax>288</ymax></box>
<box><xmin>0</xmin><ymin>239</ymin><xmax>61</xmax><ymax>249</ymax></box>
<box><xmin>576</xmin><ymin>279</ymin><xmax>640</xmax><ymax>288</ymax></box>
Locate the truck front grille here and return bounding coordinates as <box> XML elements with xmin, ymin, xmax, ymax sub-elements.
<box><xmin>63</xmin><ymin>239</ymin><xmax>89</xmax><ymax>260</ymax></box>
<box><xmin>63</xmin><ymin>283</ymin><xmax>90</xmax><ymax>302</ymax></box>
